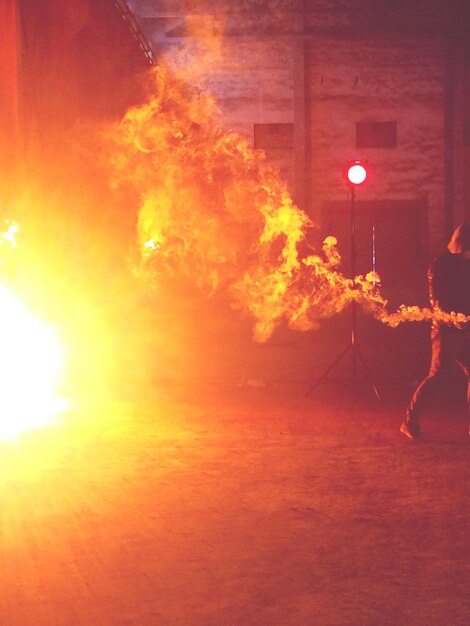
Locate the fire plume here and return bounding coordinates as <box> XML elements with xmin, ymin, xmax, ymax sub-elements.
<box><xmin>0</xmin><ymin>221</ymin><xmax>67</xmax><ymax>439</ymax></box>
<box><xmin>110</xmin><ymin>65</ymin><xmax>470</xmax><ymax>339</ymax></box>
<box><xmin>0</xmin><ymin>283</ymin><xmax>66</xmax><ymax>440</ymax></box>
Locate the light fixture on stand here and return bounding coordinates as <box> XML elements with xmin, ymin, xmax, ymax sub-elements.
<box><xmin>306</xmin><ymin>160</ymin><xmax>380</xmax><ymax>399</ymax></box>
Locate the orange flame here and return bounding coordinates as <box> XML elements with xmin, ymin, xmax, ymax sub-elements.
<box><xmin>0</xmin><ymin>219</ymin><xmax>68</xmax><ymax>439</ymax></box>
<box><xmin>0</xmin><ymin>283</ymin><xmax>67</xmax><ymax>439</ymax></box>
<box><xmin>109</xmin><ymin>65</ymin><xmax>469</xmax><ymax>339</ymax></box>
<box><xmin>377</xmin><ymin>305</ymin><xmax>470</xmax><ymax>329</ymax></box>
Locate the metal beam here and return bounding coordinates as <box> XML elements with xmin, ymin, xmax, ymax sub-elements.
<box><xmin>114</xmin><ymin>0</ymin><xmax>156</xmax><ymax>64</ymax></box>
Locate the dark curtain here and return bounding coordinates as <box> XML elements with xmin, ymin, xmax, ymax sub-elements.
<box><xmin>0</xmin><ymin>0</ymin><xmax>20</xmax><ymax>174</ymax></box>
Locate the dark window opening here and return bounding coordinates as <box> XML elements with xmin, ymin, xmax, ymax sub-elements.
<box><xmin>356</xmin><ymin>121</ymin><xmax>397</xmax><ymax>148</ymax></box>
<box><xmin>254</xmin><ymin>123</ymin><xmax>294</xmax><ymax>150</ymax></box>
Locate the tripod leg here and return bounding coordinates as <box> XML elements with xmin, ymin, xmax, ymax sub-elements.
<box><xmin>305</xmin><ymin>344</ymin><xmax>352</xmax><ymax>397</ymax></box>
<box><xmin>355</xmin><ymin>346</ymin><xmax>381</xmax><ymax>400</ymax></box>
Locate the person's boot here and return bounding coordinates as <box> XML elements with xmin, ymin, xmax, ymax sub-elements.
<box><xmin>400</xmin><ymin>414</ymin><xmax>421</xmax><ymax>440</ymax></box>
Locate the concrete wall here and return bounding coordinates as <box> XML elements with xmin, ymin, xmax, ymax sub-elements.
<box><xmin>0</xmin><ymin>0</ymin><xmax>20</xmax><ymax>179</ymax></box>
<box><xmin>465</xmin><ymin>55</ymin><xmax>470</xmax><ymax>225</ymax></box>
<box><xmin>18</xmin><ymin>0</ymin><xmax>150</xmax><ymax>162</ymax></box>
<box><xmin>129</xmin><ymin>0</ymin><xmax>470</xmax><ymax>259</ymax></box>
<box><xmin>306</xmin><ymin>35</ymin><xmax>447</xmax><ymax>254</ymax></box>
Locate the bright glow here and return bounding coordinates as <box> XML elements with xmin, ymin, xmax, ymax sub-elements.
<box><xmin>0</xmin><ymin>284</ymin><xmax>67</xmax><ymax>440</ymax></box>
<box><xmin>144</xmin><ymin>239</ymin><xmax>159</xmax><ymax>253</ymax></box>
<box><xmin>0</xmin><ymin>220</ymin><xmax>19</xmax><ymax>247</ymax></box>
<box><xmin>347</xmin><ymin>163</ymin><xmax>367</xmax><ymax>185</ymax></box>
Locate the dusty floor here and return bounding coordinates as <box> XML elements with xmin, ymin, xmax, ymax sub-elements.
<box><xmin>0</xmin><ymin>381</ymin><xmax>468</xmax><ymax>626</ymax></box>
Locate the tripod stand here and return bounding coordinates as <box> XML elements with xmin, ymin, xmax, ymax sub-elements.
<box><xmin>306</xmin><ymin>185</ymin><xmax>380</xmax><ymax>399</ymax></box>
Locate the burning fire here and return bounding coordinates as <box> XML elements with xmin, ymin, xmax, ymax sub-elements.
<box><xmin>0</xmin><ymin>221</ymin><xmax>67</xmax><ymax>440</ymax></box>
<box><xmin>0</xmin><ymin>220</ymin><xmax>19</xmax><ymax>249</ymax></box>
<box><xmin>0</xmin><ymin>284</ymin><xmax>66</xmax><ymax>440</ymax></box>
<box><xmin>109</xmin><ymin>65</ymin><xmax>470</xmax><ymax>339</ymax></box>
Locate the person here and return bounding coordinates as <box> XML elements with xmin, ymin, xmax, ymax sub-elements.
<box><xmin>400</xmin><ymin>221</ymin><xmax>470</xmax><ymax>439</ymax></box>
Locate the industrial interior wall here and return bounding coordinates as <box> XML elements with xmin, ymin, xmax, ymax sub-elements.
<box><xmin>464</xmin><ymin>49</ymin><xmax>470</xmax><ymax>225</ymax></box>
<box><xmin>186</xmin><ymin>37</ymin><xmax>294</xmax><ymax>188</ymax></box>
<box><xmin>0</xmin><ymin>0</ymin><xmax>20</xmax><ymax>178</ymax></box>
<box><xmin>306</xmin><ymin>35</ymin><xmax>447</xmax><ymax>257</ymax></box>
<box><xmin>9</xmin><ymin>0</ymin><xmax>151</xmax><ymax>291</ymax></box>
<box><xmin>18</xmin><ymin>0</ymin><xmax>148</xmax><ymax>167</ymax></box>
<box><xmin>127</xmin><ymin>0</ymin><xmax>470</xmax><ymax>260</ymax></box>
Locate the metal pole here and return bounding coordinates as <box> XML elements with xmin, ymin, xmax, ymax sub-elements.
<box><xmin>306</xmin><ymin>177</ymin><xmax>380</xmax><ymax>400</ymax></box>
<box><xmin>350</xmin><ymin>187</ymin><xmax>357</xmax><ymax>386</ymax></box>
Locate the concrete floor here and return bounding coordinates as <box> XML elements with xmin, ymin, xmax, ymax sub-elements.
<box><xmin>0</xmin><ymin>382</ymin><xmax>468</xmax><ymax>626</ymax></box>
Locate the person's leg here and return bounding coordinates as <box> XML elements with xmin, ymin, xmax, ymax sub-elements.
<box><xmin>406</xmin><ymin>372</ymin><xmax>442</xmax><ymax>422</ymax></box>
<box><xmin>401</xmin><ymin>331</ymin><xmax>444</xmax><ymax>439</ymax></box>
<box><xmin>465</xmin><ymin>375</ymin><xmax>470</xmax><ymax>435</ymax></box>
<box><xmin>455</xmin><ymin>330</ymin><xmax>470</xmax><ymax>434</ymax></box>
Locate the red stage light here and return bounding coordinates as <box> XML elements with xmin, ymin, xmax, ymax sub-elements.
<box><xmin>345</xmin><ymin>160</ymin><xmax>368</xmax><ymax>186</ymax></box>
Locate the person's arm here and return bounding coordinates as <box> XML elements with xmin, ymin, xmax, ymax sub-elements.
<box><xmin>428</xmin><ymin>255</ymin><xmax>447</xmax><ymax>310</ymax></box>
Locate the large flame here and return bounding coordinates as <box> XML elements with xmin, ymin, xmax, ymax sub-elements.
<box><xmin>109</xmin><ymin>65</ymin><xmax>470</xmax><ymax>339</ymax></box>
<box><xmin>0</xmin><ymin>221</ymin><xmax>67</xmax><ymax>440</ymax></box>
<box><xmin>0</xmin><ymin>283</ymin><xmax>66</xmax><ymax>440</ymax></box>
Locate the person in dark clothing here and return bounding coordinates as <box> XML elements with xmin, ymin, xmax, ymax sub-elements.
<box><xmin>401</xmin><ymin>221</ymin><xmax>470</xmax><ymax>439</ymax></box>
